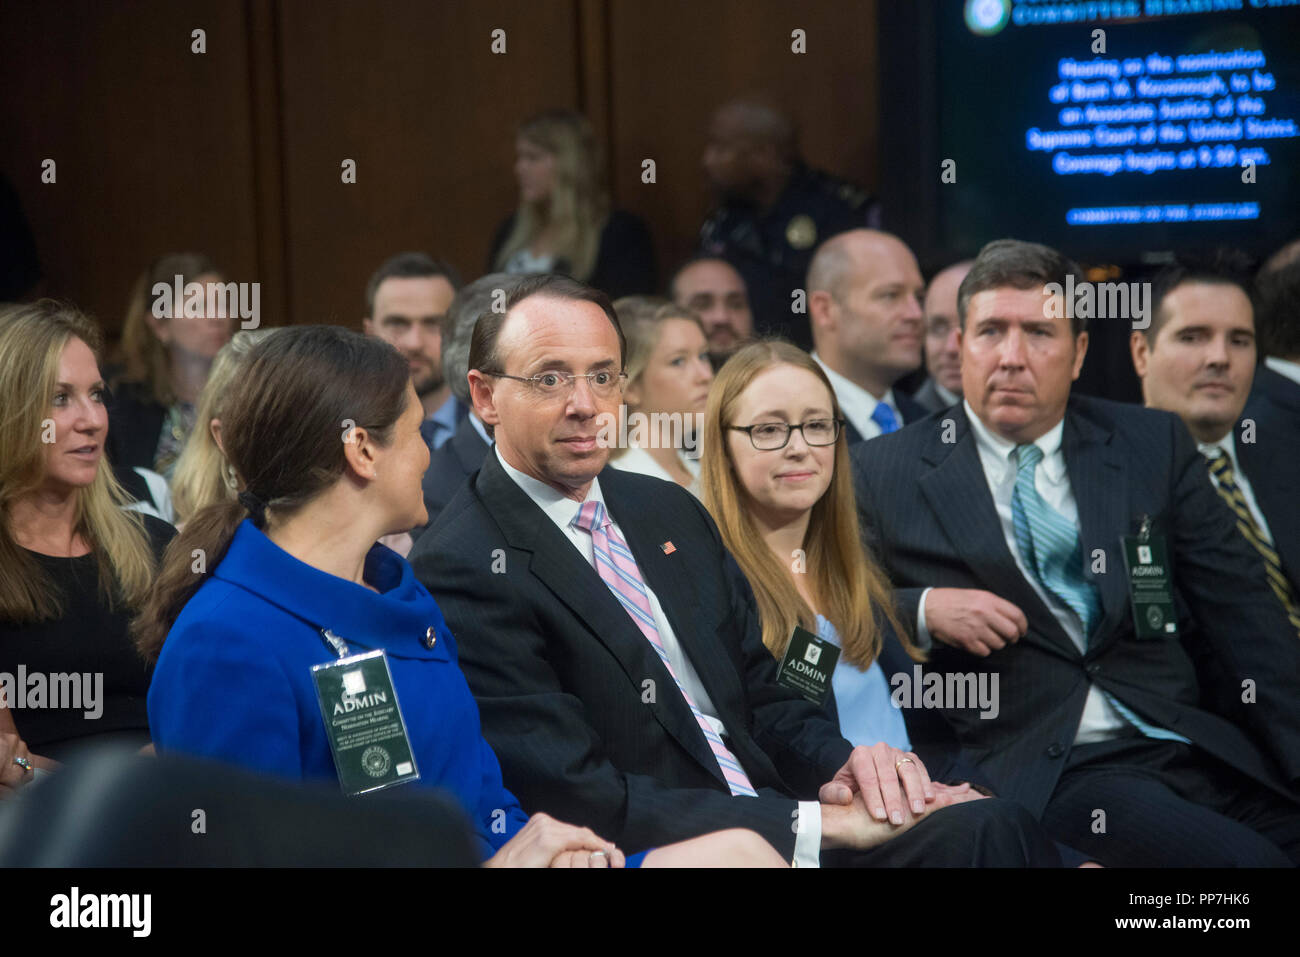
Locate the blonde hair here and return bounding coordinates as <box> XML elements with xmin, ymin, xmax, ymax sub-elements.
<box><xmin>699</xmin><ymin>340</ymin><xmax>919</xmax><ymax>668</ymax></box>
<box><xmin>614</xmin><ymin>296</ymin><xmax>706</xmax><ymax>388</ymax></box>
<box><xmin>495</xmin><ymin>110</ymin><xmax>609</xmax><ymax>282</ymax></box>
<box><xmin>170</xmin><ymin>329</ymin><xmax>276</xmax><ymax>525</ymax></box>
<box><xmin>0</xmin><ymin>301</ymin><xmax>157</xmax><ymax>622</ymax></box>
<box><xmin>610</xmin><ymin>296</ymin><xmax>707</xmax><ymax>460</ymax></box>
<box><xmin>115</xmin><ymin>252</ymin><xmax>221</xmax><ymax>405</ymax></box>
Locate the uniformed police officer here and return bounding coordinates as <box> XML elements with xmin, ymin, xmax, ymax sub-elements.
<box><xmin>698</xmin><ymin>98</ymin><xmax>882</xmax><ymax>350</ymax></box>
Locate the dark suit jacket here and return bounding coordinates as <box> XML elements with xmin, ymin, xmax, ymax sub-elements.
<box><xmin>910</xmin><ymin>378</ymin><xmax>959</xmax><ymax>416</ymax></box>
<box><xmin>842</xmin><ymin>390</ymin><xmax>930</xmax><ymax>446</ymax></box>
<box><xmin>408</xmin><ymin>450</ymin><xmax>854</xmax><ymax>857</ymax></box>
<box><xmin>850</xmin><ymin>395</ymin><xmax>1300</xmax><ymax>817</ymax></box>
<box><xmin>104</xmin><ymin>379</ymin><xmax>166</xmax><ymax>471</ymax></box>
<box><xmin>1239</xmin><ymin>364</ymin><xmax>1300</xmax><ymax>595</ymax></box>
<box><xmin>420</xmin><ymin>415</ymin><xmax>490</xmax><ymax>524</ymax></box>
<box><xmin>488</xmin><ymin>210</ymin><xmax>656</xmax><ymax>300</ymax></box>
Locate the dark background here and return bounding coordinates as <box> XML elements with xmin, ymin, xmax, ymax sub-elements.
<box><xmin>0</xmin><ymin>0</ymin><xmax>880</xmax><ymax>338</ymax></box>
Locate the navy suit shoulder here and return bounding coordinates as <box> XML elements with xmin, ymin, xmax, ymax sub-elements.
<box><xmin>420</xmin><ymin>417</ymin><xmax>490</xmax><ymax>527</ymax></box>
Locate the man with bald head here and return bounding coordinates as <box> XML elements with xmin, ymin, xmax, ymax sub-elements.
<box><xmin>912</xmin><ymin>261</ymin><xmax>972</xmax><ymax>413</ymax></box>
<box><xmin>699</xmin><ymin>98</ymin><xmax>881</xmax><ymax>349</ymax></box>
<box><xmin>410</xmin><ymin>273</ymin><xmax>1064</xmax><ymax>868</ymax></box>
<box><xmin>806</xmin><ymin>229</ymin><xmax>929</xmax><ymax>443</ymax></box>
<box><xmin>669</xmin><ymin>257</ymin><xmax>754</xmax><ymax>366</ymax></box>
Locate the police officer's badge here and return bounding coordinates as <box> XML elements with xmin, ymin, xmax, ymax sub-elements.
<box><xmin>785</xmin><ymin>214</ymin><xmax>817</xmax><ymax>250</ymax></box>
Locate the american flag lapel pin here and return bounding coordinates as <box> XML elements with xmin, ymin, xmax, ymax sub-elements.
<box><xmin>660</xmin><ymin>541</ymin><xmax>676</xmax><ymax>555</ymax></box>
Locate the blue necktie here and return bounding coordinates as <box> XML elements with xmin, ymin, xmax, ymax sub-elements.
<box><xmin>871</xmin><ymin>402</ymin><xmax>900</xmax><ymax>435</ymax></box>
<box><xmin>1010</xmin><ymin>444</ymin><xmax>1099</xmax><ymax>638</ymax></box>
<box><xmin>1011</xmin><ymin>444</ymin><xmax>1189</xmax><ymax>743</ymax></box>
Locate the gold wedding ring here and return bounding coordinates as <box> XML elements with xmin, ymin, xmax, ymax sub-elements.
<box><xmin>895</xmin><ymin>757</ymin><xmax>915</xmax><ymax>770</ymax></box>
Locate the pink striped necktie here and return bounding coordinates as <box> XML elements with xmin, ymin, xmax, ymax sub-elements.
<box><xmin>573</xmin><ymin>499</ymin><xmax>758</xmax><ymax>797</ymax></box>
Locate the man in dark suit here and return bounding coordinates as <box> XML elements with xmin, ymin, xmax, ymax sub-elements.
<box><xmin>1244</xmin><ymin>247</ymin><xmax>1300</xmax><ymax>596</ymax></box>
<box><xmin>417</xmin><ymin>274</ymin><xmax>523</xmax><ymax>529</ymax></box>
<box><xmin>1130</xmin><ymin>256</ymin><xmax>1300</xmax><ymax>635</ymax></box>
<box><xmin>410</xmin><ymin>274</ymin><xmax>1061</xmax><ymax>866</ymax></box>
<box><xmin>852</xmin><ymin>239</ymin><xmax>1300</xmax><ymax>866</ymax></box>
<box><xmin>911</xmin><ymin>261</ymin><xmax>972</xmax><ymax>414</ymax></box>
<box><xmin>806</xmin><ymin>230</ymin><xmax>929</xmax><ymax>443</ymax></box>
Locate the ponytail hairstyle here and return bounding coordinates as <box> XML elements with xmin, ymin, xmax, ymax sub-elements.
<box><xmin>132</xmin><ymin>325</ymin><xmax>410</xmax><ymax>661</ymax></box>
<box><xmin>0</xmin><ymin>301</ymin><xmax>158</xmax><ymax>622</ymax></box>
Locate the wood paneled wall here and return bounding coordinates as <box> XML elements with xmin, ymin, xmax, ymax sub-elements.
<box><xmin>0</xmin><ymin>0</ymin><xmax>878</xmax><ymax>336</ymax></box>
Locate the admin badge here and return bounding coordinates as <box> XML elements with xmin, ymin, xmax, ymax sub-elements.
<box><xmin>803</xmin><ymin>644</ymin><xmax>823</xmax><ymax>666</ymax></box>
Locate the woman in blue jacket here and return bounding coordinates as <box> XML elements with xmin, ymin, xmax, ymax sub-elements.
<box><xmin>134</xmin><ymin>325</ymin><xmax>780</xmax><ymax>868</ymax></box>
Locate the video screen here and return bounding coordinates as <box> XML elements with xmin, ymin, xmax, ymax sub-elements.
<box><xmin>939</xmin><ymin>0</ymin><xmax>1300</xmax><ymax>259</ymax></box>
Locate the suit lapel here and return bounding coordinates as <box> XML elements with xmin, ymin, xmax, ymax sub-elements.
<box><xmin>917</xmin><ymin>407</ymin><xmax>1077</xmax><ymax>657</ymax></box>
<box><xmin>1062</xmin><ymin>404</ymin><xmax>1129</xmax><ymax>649</ymax></box>
<box><xmin>475</xmin><ymin>454</ymin><xmax>727</xmax><ymax>786</ymax></box>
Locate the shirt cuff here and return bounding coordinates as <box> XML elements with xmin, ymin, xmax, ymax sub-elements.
<box><xmin>793</xmin><ymin>801</ymin><xmax>822</xmax><ymax>868</ymax></box>
<box><xmin>914</xmin><ymin>587</ymin><xmax>934</xmax><ymax>651</ymax></box>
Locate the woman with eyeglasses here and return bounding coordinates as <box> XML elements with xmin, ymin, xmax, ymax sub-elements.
<box><xmin>698</xmin><ymin>340</ymin><xmax>1004</xmax><ymax>812</ymax></box>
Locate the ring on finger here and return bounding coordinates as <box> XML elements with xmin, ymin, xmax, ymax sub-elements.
<box><xmin>895</xmin><ymin>757</ymin><xmax>915</xmax><ymax>770</ymax></box>
<box><xmin>12</xmin><ymin>756</ymin><xmax>31</xmax><ymax>773</ymax></box>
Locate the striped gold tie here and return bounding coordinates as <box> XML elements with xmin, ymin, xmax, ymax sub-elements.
<box><xmin>1206</xmin><ymin>450</ymin><xmax>1300</xmax><ymax>638</ymax></box>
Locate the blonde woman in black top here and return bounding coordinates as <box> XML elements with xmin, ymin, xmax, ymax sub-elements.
<box><xmin>0</xmin><ymin>302</ymin><xmax>172</xmax><ymax>792</ymax></box>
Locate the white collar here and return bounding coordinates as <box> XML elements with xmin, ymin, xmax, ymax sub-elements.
<box><xmin>933</xmin><ymin>380</ymin><xmax>961</xmax><ymax>406</ymax></box>
<box><xmin>811</xmin><ymin>352</ymin><xmax>895</xmax><ymax>415</ymax></box>
<box><xmin>1197</xmin><ymin>430</ymin><xmax>1240</xmax><ymax>472</ymax></box>
<box><xmin>1264</xmin><ymin>356</ymin><xmax>1300</xmax><ymax>387</ymax></box>
<box><xmin>494</xmin><ymin>444</ymin><xmax>602</xmax><ymax>528</ymax></box>
<box><xmin>965</xmin><ymin>400</ymin><xmax>1068</xmax><ymax>482</ymax></box>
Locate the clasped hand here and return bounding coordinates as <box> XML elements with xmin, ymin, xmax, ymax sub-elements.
<box><xmin>819</xmin><ymin>742</ymin><xmax>986</xmax><ymax>848</ymax></box>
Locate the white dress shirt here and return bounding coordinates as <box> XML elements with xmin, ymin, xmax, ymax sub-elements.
<box><xmin>918</xmin><ymin>403</ymin><xmax>1130</xmax><ymax>744</ymax></box>
<box><xmin>493</xmin><ymin>445</ymin><xmax>822</xmax><ymax>865</ymax></box>
<box><xmin>812</xmin><ymin>353</ymin><xmax>902</xmax><ymax>441</ymax></box>
<box><xmin>608</xmin><ymin>445</ymin><xmax>702</xmax><ymax>498</ymax></box>
<box><xmin>1198</xmin><ymin>431</ymin><xmax>1273</xmax><ymax>544</ymax></box>
<box><xmin>933</xmin><ymin>380</ymin><xmax>961</xmax><ymax>408</ymax></box>
<box><xmin>1264</xmin><ymin>355</ymin><xmax>1300</xmax><ymax>387</ymax></box>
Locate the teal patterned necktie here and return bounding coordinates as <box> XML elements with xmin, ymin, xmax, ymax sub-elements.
<box><xmin>1010</xmin><ymin>444</ymin><xmax>1101</xmax><ymax>638</ymax></box>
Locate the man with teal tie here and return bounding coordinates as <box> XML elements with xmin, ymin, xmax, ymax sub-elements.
<box><xmin>1130</xmin><ymin>256</ymin><xmax>1300</xmax><ymax>638</ymax></box>
<box><xmin>852</xmin><ymin>239</ymin><xmax>1300</xmax><ymax>866</ymax></box>
<box><xmin>806</xmin><ymin>229</ymin><xmax>930</xmax><ymax>443</ymax></box>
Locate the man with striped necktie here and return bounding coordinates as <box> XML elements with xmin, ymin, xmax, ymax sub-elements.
<box><xmin>412</xmin><ymin>273</ymin><xmax>1062</xmax><ymax>867</ymax></box>
<box><xmin>854</xmin><ymin>240</ymin><xmax>1300</xmax><ymax>867</ymax></box>
<box><xmin>1130</xmin><ymin>255</ymin><xmax>1300</xmax><ymax>638</ymax></box>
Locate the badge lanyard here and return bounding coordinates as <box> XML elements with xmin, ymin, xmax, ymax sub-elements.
<box><xmin>309</xmin><ymin>627</ymin><xmax>421</xmax><ymax>795</ymax></box>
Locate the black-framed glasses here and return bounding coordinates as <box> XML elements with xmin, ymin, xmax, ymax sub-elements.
<box><xmin>729</xmin><ymin>418</ymin><xmax>844</xmax><ymax>450</ymax></box>
<box><xmin>481</xmin><ymin>369</ymin><xmax>628</xmax><ymax>398</ymax></box>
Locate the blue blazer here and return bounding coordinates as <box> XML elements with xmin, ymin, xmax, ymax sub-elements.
<box><xmin>148</xmin><ymin>519</ymin><xmax>529</xmax><ymax>862</ymax></box>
